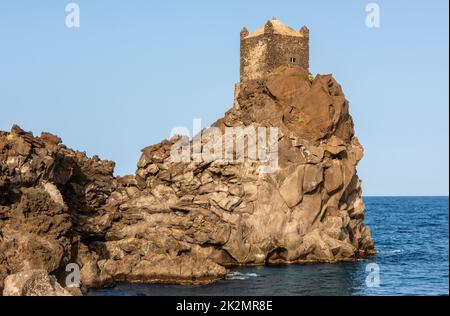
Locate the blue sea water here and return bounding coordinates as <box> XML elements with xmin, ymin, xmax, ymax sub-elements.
<box><xmin>88</xmin><ymin>196</ymin><xmax>449</xmax><ymax>296</ymax></box>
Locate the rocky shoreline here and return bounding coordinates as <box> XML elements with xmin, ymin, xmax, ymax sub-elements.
<box><xmin>0</xmin><ymin>67</ymin><xmax>374</xmax><ymax>295</ymax></box>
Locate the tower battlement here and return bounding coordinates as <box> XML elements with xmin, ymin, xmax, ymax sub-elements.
<box><xmin>240</xmin><ymin>18</ymin><xmax>309</xmax><ymax>82</ymax></box>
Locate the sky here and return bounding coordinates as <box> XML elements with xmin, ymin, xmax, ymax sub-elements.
<box><xmin>0</xmin><ymin>0</ymin><xmax>448</xmax><ymax>196</ymax></box>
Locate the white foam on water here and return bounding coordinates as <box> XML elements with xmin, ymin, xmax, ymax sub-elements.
<box><xmin>226</xmin><ymin>271</ymin><xmax>259</xmax><ymax>280</ymax></box>
<box><xmin>378</xmin><ymin>249</ymin><xmax>404</xmax><ymax>254</ymax></box>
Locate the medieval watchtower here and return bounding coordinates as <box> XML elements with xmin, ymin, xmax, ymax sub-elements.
<box><xmin>240</xmin><ymin>18</ymin><xmax>309</xmax><ymax>82</ymax></box>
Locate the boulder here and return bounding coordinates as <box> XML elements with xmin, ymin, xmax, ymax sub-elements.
<box><xmin>324</xmin><ymin>160</ymin><xmax>344</xmax><ymax>194</ymax></box>
<box><xmin>303</xmin><ymin>164</ymin><xmax>323</xmax><ymax>193</ymax></box>
<box><xmin>279</xmin><ymin>165</ymin><xmax>304</xmax><ymax>208</ymax></box>
<box><xmin>3</xmin><ymin>270</ymin><xmax>71</xmax><ymax>296</ymax></box>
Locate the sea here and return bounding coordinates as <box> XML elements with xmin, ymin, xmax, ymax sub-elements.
<box><xmin>88</xmin><ymin>196</ymin><xmax>449</xmax><ymax>296</ymax></box>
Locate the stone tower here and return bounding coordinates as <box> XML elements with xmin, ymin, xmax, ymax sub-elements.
<box><xmin>240</xmin><ymin>18</ymin><xmax>309</xmax><ymax>82</ymax></box>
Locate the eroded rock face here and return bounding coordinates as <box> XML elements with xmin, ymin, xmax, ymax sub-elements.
<box><xmin>96</xmin><ymin>67</ymin><xmax>374</xmax><ymax>285</ymax></box>
<box><xmin>0</xmin><ymin>125</ymin><xmax>116</xmax><ymax>293</ymax></box>
<box><xmin>0</xmin><ymin>66</ymin><xmax>374</xmax><ymax>294</ymax></box>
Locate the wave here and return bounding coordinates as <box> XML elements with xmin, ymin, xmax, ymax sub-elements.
<box><xmin>378</xmin><ymin>249</ymin><xmax>403</xmax><ymax>254</ymax></box>
<box><xmin>226</xmin><ymin>271</ymin><xmax>259</xmax><ymax>280</ymax></box>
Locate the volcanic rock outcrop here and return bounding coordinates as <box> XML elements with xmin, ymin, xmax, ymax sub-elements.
<box><xmin>0</xmin><ymin>125</ymin><xmax>116</xmax><ymax>294</ymax></box>
<box><xmin>0</xmin><ymin>66</ymin><xmax>374</xmax><ymax>295</ymax></box>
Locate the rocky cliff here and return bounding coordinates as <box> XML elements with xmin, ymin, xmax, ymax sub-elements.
<box><xmin>0</xmin><ymin>66</ymin><xmax>374</xmax><ymax>295</ymax></box>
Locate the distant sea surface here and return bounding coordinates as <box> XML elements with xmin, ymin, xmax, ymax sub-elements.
<box><xmin>88</xmin><ymin>196</ymin><xmax>449</xmax><ymax>296</ymax></box>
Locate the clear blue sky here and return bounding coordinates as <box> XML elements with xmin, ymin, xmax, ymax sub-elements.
<box><xmin>0</xmin><ymin>1</ymin><xmax>448</xmax><ymax>196</ymax></box>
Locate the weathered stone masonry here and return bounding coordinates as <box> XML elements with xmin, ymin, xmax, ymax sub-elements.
<box><xmin>240</xmin><ymin>18</ymin><xmax>309</xmax><ymax>82</ymax></box>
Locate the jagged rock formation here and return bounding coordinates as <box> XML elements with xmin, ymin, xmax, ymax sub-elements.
<box><xmin>0</xmin><ymin>125</ymin><xmax>117</xmax><ymax>293</ymax></box>
<box><xmin>0</xmin><ymin>66</ymin><xmax>374</xmax><ymax>295</ymax></box>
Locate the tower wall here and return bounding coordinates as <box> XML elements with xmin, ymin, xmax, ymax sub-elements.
<box><xmin>265</xmin><ymin>34</ymin><xmax>309</xmax><ymax>74</ymax></box>
<box><xmin>240</xmin><ymin>21</ymin><xmax>309</xmax><ymax>82</ymax></box>
<box><xmin>240</xmin><ymin>35</ymin><xmax>269</xmax><ymax>82</ymax></box>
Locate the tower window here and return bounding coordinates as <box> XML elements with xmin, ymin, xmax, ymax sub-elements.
<box><xmin>289</xmin><ymin>57</ymin><xmax>297</xmax><ymax>63</ymax></box>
